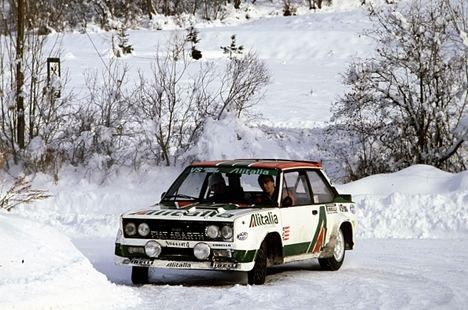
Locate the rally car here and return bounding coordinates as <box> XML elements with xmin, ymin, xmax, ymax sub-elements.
<box><xmin>115</xmin><ymin>159</ymin><xmax>357</xmax><ymax>285</ymax></box>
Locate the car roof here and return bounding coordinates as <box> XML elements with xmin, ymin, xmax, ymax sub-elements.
<box><xmin>191</xmin><ymin>159</ymin><xmax>322</xmax><ymax>170</ymax></box>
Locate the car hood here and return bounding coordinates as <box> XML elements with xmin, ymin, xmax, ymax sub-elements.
<box><xmin>122</xmin><ymin>203</ymin><xmax>273</xmax><ymax>222</ymax></box>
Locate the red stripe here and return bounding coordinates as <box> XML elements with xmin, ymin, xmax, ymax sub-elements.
<box><xmin>312</xmin><ymin>226</ymin><xmax>325</xmax><ymax>253</ymax></box>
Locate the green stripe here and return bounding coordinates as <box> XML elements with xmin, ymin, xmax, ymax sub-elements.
<box><xmin>233</xmin><ymin>250</ymin><xmax>257</xmax><ymax>263</ymax></box>
<box><xmin>283</xmin><ymin>242</ymin><xmax>310</xmax><ymax>256</ymax></box>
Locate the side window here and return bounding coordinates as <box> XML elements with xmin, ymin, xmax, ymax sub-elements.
<box><xmin>307</xmin><ymin>170</ymin><xmax>335</xmax><ymax>203</ymax></box>
<box><xmin>282</xmin><ymin>171</ymin><xmax>313</xmax><ymax>206</ymax></box>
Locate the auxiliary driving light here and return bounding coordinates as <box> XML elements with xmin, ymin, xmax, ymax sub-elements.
<box><xmin>145</xmin><ymin>240</ymin><xmax>162</xmax><ymax>258</ymax></box>
<box><xmin>193</xmin><ymin>243</ymin><xmax>211</xmax><ymax>260</ymax></box>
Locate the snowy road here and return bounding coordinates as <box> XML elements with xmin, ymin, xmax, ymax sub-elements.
<box><xmin>74</xmin><ymin>238</ymin><xmax>468</xmax><ymax>310</ymax></box>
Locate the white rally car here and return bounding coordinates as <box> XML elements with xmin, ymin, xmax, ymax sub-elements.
<box><xmin>115</xmin><ymin>159</ymin><xmax>357</xmax><ymax>285</ymax></box>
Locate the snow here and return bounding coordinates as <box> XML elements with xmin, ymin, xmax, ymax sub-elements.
<box><xmin>0</xmin><ymin>214</ymin><xmax>139</xmax><ymax>309</ymax></box>
<box><xmin>1</xmin><ymin>1</ymin><xmax>467</xmax><ymax>309</ymax></box>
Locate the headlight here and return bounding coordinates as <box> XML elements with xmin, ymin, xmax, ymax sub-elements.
<box><xmin>124</xmin><ymin>222</ymin><xmax>136</xmax><ymax>236</ymax></box>
<box><xmin>205</xmin><ymin>225</ymin><xmax>219</xmax><ymax>239</ymax></box>
<box><xmin>221</xmin><ymin>225</ymin><xmax>233</xmax><ymax>240</ymax></box>
<box><xmin>194</xmin><ymin>243</ymin><xmax>210</xmax><ymax>260</ymax></box>
<box><xmin>145</xmin><ymin>240</ymin><xmax>162</xmax><ymax>258</ymax></box>
<box><xmin>138</xmin><ymin>223</ymin><xmax>150</xmax><ymax>237</ymax></box>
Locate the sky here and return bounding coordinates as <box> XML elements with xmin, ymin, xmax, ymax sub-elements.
<box><xmin>0</xmin><ymin>0</ymin><xmax>467</xmax><ymax>309</ymax></box>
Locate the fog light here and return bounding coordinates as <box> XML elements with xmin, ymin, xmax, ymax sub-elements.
<box><xmin>145</xmin><ymin>240</ymin><xmax>162</xmax><ymax>258</ymax></box>
<box><xmin>128</xmin><ymin>247</ymin><xmax>145</xmax><ymax>254</ymax></box>
<box><xmin>193</xmin><ymin>243</ymin><xmax>210</xmax><ymax>260</ymax></box>
<box><xmin>213</xmin><ymin>249</ymin><xmax>233</xmax><ymax>258</ymax></box>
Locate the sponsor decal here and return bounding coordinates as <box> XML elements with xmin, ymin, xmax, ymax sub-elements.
<box><xmin>130</xmin><ymin>258</ymin><xmax>153</xmax><ymax>266</ymax></box>
<box><xmin>307</xmin><ymin>206</ymin><xmax>327</xmax><ymax>254</ymax></box>
<box><xmin>237</xmin><ymin>232</ymin><xmax>248</xmax><ymax>241</ymax></box>
<box><xmin>326</xmin><ymin>205</ymin><xmax>337</xmax><ymax>213</ymax></box>
<box><xmin>191</xmin><ymin>167</ymin><xmax>219</xmax><ymax>173</ymax></box>
<box><xmin>249</xmin><ymin>212</ymin><xmax>279</xmax><ymax>227</ymax></box>
<box><xmin>151</xmin><ymin>231</ymin><xmax>204</xmax><ymax>241</ymax></box>
<box><xmin>165</xmin><ymin>241</ymin><xmax>190</xmax><ymax>248</ymax></box>
<box><xmin>166</xmin><ymin>262</ymin><xmax>192</xmax><ymax>268</ymax></box>
<box><xmin>230</xmin><ymin>168</ymin><xmax>273</xmax><ymax>175</ymax></box>
<box><xmin>210</xmin><ymin>243</ymin><xmax>232</xmax><ymax>248</ymax></box>
<box><xmin>282</xmin><ymin>226</ymin><xmax>290</xmax><ymax>241</ymax></box>
<box><xmin>213</xmin><ymin>262</ymin><xmax>238</xmax><ymax>270</ymax></box>
<box><xmin>339</xmin><ymin>205</ymin><xmax>348</xmax><ymax>212</ymax></box>
<box><xmin>130</xmin><ymin>209</ymin><xmax>234</xmax><ymax>218</ymax></box>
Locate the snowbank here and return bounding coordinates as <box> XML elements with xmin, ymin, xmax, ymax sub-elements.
<box><xmin>184</xmin><ymin>113</ymin><xmax>290</xmax><ymax>161</ymax></box>
<box><xmin>0</xmin><ymin>214</ymin><xmax>139</xmax><ymax>309</ymax></box>
<box><xmin>338</xmin><ymin>165</ymin><xmax>468</xmax><ymax>239</ymax></box>
<box><xmin>10</xmin><ymin>166</ymin><xmax>180</xmax><ymax>238</ymax></box>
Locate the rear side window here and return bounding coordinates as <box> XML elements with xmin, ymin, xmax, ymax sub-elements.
<box><xmin>307</xmin><ymin>171</ymin><xmax>335</xmax><ymax>203</ymax></box>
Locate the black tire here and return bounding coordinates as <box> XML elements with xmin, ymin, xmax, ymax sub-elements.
<box><xmin>318</xmin><ymin>228</ymin><xmax>345</xmax><ymax>271</ymax></box>
<box><xmin>248</xmin><ymin>242</ymin><xmax>268</xmax><ymax>285</ymax></box>
<box><xmin>131</xmin><ymin>266</ymin><xmax>149</xmax><ymax>285</ymax></box>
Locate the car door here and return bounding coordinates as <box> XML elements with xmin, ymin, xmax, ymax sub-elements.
<box><xmin>279</xmin><ymin>170</ymin><xmax>322</xmax><ymax>258</ymax></box>
<box><xmin>306</xmin><ymin>169</ymin><xmax>337</xmax><ymax>254</ymax></box>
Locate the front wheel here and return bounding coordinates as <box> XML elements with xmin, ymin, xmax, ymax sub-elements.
<box><xmin>318</xmin><ymin>228</ymin><xmax>345</xmax><ymax>271</ymax></box>
<box><xmin>131</xmin><ymin>266</ymin><xmax>149</xmax><ymax>285</ymax></box>
<box><xmin>248</xmin><ymin>242</ymin><xmax>267</xmax><ymax>285</ymax></box>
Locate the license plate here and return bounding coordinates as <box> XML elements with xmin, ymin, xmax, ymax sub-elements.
<box><xmin>212</xmin><ymin>262</ymin><xmax>238</xmax><ymax>270</ymax></box>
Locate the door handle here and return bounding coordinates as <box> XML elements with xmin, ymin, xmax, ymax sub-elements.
<box><xmin>312</xmin><ymin>210</ymin><xmax>318</xmax><ymax>215</ymax></box>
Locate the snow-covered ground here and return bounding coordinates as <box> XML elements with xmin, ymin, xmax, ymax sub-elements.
<box><xmin>2</xmin><ymin>165</ymin><xmax>467</xmax><ymax>309</ymax></box>
<box><xmin>1</xmin><ymin>1</ymin><xmax>467</xmax><ymax>309</ymax></box>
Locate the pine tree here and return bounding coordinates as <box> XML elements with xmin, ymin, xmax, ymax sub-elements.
<box><xmin>186</xmin><ymin>26</ymin><xmax>202</xmax><ymax>60</ymax></box>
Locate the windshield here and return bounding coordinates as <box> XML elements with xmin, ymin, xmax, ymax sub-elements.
<box><xmin>162</xmin><ymin>166</ymin><xmax>279</xmax><ymax>207</ymax></box>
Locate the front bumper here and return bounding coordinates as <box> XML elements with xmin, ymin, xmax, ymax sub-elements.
<box><xmin>115</xmin><ymin>255</ymin><xmax>254</xmax><ymax>271</ymax></box>
<box><xmin>114</xmin><ymin>242</ymin><xmax>256</xmax><ymax>271</ymax></box>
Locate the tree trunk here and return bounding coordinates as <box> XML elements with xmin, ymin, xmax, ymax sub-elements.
<box><xmin>16</xmin><ymin>0</ymin><xmax>25</xmax><ymax>149</ymax></box>
<box><xmin>146</xmin><ymin>0</ymin><xmax>156</xmax><ymax>19</ymax></box>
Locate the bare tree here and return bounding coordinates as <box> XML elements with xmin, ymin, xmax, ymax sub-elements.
<box><xmin>1</xmin><ymin>21</ymin><xmax>72</xmax><ymax>174</ymax></box>
<box><xmin>67</xmin><ymin>60</ymin><xmax>133</xmax><ymax>170</ymax></box>
<box><xmin>133</xmin><ymin>37</ymin><xmax>217</xmax><ymax>166</ymax></box>
<box><xmin>0</xmin><ymin>176</ymin><xmax>51</xmax><ymax>212</ymax></box>
<box><xmin>132</xmin><ymin>33</ymin><xmax>270</xmax><ymax>166</ymax></box>
<box><xmin>328</xmin><ymin>0</ymin><xmax>467</xmax><ymax>180</ymax></box>
<box><xmin>217</xmin><ymin>51</ymin><xmax>270</xmax><ymax>119</ymax></box>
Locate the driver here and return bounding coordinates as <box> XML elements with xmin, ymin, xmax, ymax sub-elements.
<box><xmin>257</xmin><ymin>174</ymin><xmax>277</xmax><ymax>205</ymax></box>
<box><xmin>208</xmin><ymin>173</ymin><xmax>230</xmax><ymax>202</ymax></box>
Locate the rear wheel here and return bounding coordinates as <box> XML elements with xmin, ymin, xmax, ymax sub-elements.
<box><xmin>131</xmin><ymin>266</ymin><xmax>149</xmax><ymax>285</ymax></box>
<box><xmin>318</xmin><ymin>228</ymin><xmax>345</xmax><ymax>271</ymax></box>
<box><xmin>248</xmin><ymin>242</ymin><xmax>267</xmax><ymax>285</ymax></box>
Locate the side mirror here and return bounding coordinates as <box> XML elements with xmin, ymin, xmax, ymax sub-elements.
<box><xmin>282</xmin><ymin>196</ymin><xmax>293</xmax><ymax>207</ymax></box>
<box><xmin>334</xmin><ymin>194</ymin><xmax>352</xmax><ymax>203</ymax></box>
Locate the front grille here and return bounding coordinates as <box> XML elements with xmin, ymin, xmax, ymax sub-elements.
<box><xmin>160</xmin><ymin>247</ymin><xmax>196</xmax><ymax>261</ymax></box>
<box><xmin>123</xmin><ymin>219</ymin><xmax>232</xmax><ymax>242</ymax></box>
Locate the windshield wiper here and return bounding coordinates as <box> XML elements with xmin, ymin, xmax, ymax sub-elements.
<box><xmin>163</xmin><ymin>193</ymin><xmax>198</xmax><ymax>200</ymax></box>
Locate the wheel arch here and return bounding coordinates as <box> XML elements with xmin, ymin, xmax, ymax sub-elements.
<box><xmin>340</xmin><ymin>221</ymin><xmax>354</xmax><ymax>250</ymax></box>
<box><xmin>253</xmin><ymin>231</ymin><xmax>284</xmax><ymax>266</ymax></box>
